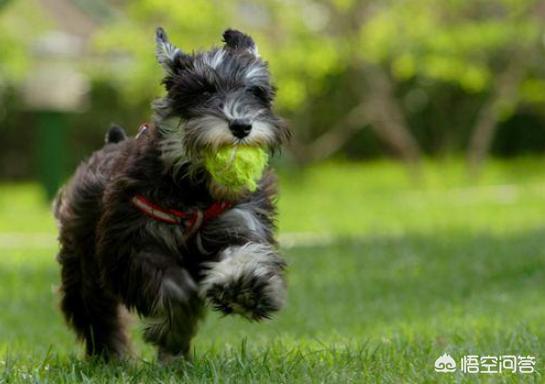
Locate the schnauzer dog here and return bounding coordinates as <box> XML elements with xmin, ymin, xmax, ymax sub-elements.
<box><xmin>54</xmin><ymin>27</ymin><xmax>290</xmax><ymax>361</ymax></box>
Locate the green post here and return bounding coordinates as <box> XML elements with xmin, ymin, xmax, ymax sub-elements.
<box><xmin>23</xmin><ymin>32</ymin><xmax>88</xmax><ymax>202</ymax></box>
<box><xmin>36</xmin><ymin>111</ymin><xmax>67</xmax><ymax>200</ymax></box>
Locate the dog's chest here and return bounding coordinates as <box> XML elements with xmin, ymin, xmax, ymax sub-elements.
<box><xmin>142</xmin><ymin>219</ymin><xmax>187</xmax><ymax>254</ymax></box>
<box><xmin>139</xmin><ymin>204</ymin><xmax>263</xmax><ymax>255</ymax></box>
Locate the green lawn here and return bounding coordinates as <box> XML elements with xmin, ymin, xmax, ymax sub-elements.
<box><xmin>1</xmin><ymin>159</ymin><xmax>545</xmax><ymax>382</ymax></box>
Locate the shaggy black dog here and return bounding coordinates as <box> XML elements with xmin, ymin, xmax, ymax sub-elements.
<box><xmin>54</xmin><ymin>27</ymin><xmax>290</xmax><ymax>361</ymax></box>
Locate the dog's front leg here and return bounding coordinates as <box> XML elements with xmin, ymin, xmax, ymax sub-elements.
<box><xmin>200</xmin><ymin>242</ymin><xmax>286</xmax><ymax>320</ymax></box>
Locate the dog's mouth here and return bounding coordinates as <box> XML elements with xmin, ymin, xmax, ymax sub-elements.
<box><xmin>202</xmin><ymin>144</ymin><xmax>269</xmax><ymax>199</ymax></box>
<box><xmin>159</xmin><ymin>115</ymin><xmax>277</xmax><ymax>198</ymax></box>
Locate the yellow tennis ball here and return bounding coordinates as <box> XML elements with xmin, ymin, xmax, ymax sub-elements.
<box><xmin>203</xmin><ymin>146</ymin><xmax>269</xmax><ymax>192</ymax></box>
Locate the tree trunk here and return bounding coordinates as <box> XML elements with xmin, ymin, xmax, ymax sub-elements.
<box><xmin>297</xmin><ymin>102</ymin><xmax>368</xmax><ymax>162</ymax></box>
<box><xmin>296</xmin><ymin>64</ymin><xmax>421</xmax><ymax>176</ymax></box>
<box><xmin>362</xmin><ymin>65</ymin><xmax>421</xmax><ymax>167</ymax></box>
<box><xmin>467</xmin><ymin>56</ymin><xmax>526</xmax><ymax>176</ymax></box>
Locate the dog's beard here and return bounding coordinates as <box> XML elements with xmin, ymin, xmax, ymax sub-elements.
<box><xmin>159</xmin><ymin>115</ymin><xmax>275</xmax><ymax>180</ymax></box>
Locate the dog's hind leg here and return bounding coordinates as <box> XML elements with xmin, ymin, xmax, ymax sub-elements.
<box><xmin>58</xmin><ymin>247</ymin><xmax>131</xmax><ymax>359</ymax></box>
<box><xmin>139</xmin><ymin>267</ymin><xmax>205</xmax><ymax>361</ymax></box>
<box><xmin>99</xmin><ymin>248</ymin><xmax>205</xmax><ymax>361</ymax></box>
<box><xmin>143</xmin><ymin>293</ymin><xmax>204</xmax><ymax>362</ymax></box>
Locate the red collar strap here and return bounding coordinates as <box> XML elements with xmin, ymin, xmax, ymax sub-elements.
<box><xmin>131</xmin><ymin>195</ymin><xmax>232</xmax><ymax>237</ymax></box>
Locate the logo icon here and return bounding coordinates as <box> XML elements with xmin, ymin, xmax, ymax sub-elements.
<box><xmin>435</xmin><ymin>353</ymin><xmax>457</xmax><ymax>373</ymax></box>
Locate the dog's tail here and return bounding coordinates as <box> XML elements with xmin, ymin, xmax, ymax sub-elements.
<box><xmin>105</xmin><ymin>123</ymin><xmax>127</xmax><ymax>144</ymax></box>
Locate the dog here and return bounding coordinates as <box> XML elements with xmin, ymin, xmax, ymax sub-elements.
<box><xmin>54</xmin><ymin>27</ymin><xmax>291</xmax><ymax>361</ymax></box>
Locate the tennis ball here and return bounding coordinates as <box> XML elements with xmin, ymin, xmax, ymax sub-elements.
<box><xmin>203</xmin><ymin>146</ymin><xmax>268</xmax><ymax>192</ymax></box>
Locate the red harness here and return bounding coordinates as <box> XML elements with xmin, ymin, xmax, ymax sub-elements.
<box><xmin>131</xmin><ymin>195</ymin><xmax>232</xmax><ymax>237</ymax></box>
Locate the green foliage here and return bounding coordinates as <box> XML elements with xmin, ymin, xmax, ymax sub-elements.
<box><xmin>361</xmin><ymin>0</ymin><xmax>543</xmax><ymax>93</ymax></box>
<box><xmin>86</xmin><ymin>0</ymin><xmax>545</xmax><ymax>160</ymax></box>
<box><xmin>0</xmin><ymin>0</ymin><xmax>51</xmax><ymax>84</ymax></box>
<box><xmin>3</xmin><ymin>0</ymin><xmax>545</xmax><ymax>166</ymax></box>
<box><xmin>90</xmin><ymin>0</ymin><xmax>545</xmax><ymax>110</ymax></box>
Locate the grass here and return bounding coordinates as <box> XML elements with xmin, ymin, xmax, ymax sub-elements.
<box><xmin>1</xmin><ymin>158</ymin><xmax>545</xmax><ymax>382</ymax></box>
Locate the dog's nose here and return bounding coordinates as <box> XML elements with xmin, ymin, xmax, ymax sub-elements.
<box><xmin>229</xmin><ymin>119</ymin><xmax>252</xmax><ymax>139</ymax></box>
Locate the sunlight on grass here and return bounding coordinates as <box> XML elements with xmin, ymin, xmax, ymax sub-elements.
<box><xmin>0</xmin><ymin>184</ymin><xmax>55</xmax><ymax>234</ymax></box>
<box><xmin>277</xmin><ymin>158</ymin><xmax>545</xmax><ymax>235</ymax></box>
<box><xmin>2</xmin><ymin>158</ymin><xmax>545</xmax><ymax>237</ymax></box>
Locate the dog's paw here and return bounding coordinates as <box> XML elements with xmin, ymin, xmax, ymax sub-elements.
<box><xmin>200</xmin><ymin>243</ymin><xmax>286</xmax><ymax>320</ymax></box>
<box><xmin>204</xmin><ymin>271</ymin><xmax>284</xmax><ymax>320</ymax></box>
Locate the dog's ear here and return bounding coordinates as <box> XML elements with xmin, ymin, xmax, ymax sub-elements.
<box><xmin>222</xmin><ymin>29</ymin><xmax>258</xmax><ymax>56</ymax></box>
<box><xmin>156</xmin><ymin>27</ymin><xmax>191</xmax><ymax>74</ymax></box>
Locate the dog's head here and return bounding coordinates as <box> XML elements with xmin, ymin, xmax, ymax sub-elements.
<box><xmin>153</xmin><ymin>27</ymin><xmax>290</xmax><ymax>175</ymax></box>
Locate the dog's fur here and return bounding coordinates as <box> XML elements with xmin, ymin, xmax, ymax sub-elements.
<box><xmin>54</xmin><ymin>28</ymin><xmax>290</xmax><ymax>360</ymax></box>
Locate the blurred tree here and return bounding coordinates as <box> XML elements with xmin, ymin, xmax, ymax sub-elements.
<box><xmin>0</xmin><ymin>1</ymin><xmax>35</xmax><ymax>88</ymax></box>
<box><xmin>3</xmin><ymin>0</ymin><xmax>545</xmax><ymax>180</ymax></box>
<box><xmin>360</xmin><ymin>0</ymin><xmax>545</xmax><ymax>174</ymax></box>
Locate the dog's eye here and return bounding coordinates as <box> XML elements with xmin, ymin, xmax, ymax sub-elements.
<box><xmin>201</xmin><ymin>87</ymin><xmax>215</xmax><ymax>98</ymax></box>
<box><xmin>247</xmin><ymin>86</ymin><xmax>269</xmax><ymax>103</ymax></box>
<box><xmin>197</xmin><ymin>81</ymin><xmax>216</xmax><ymax>99</ymax></box>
